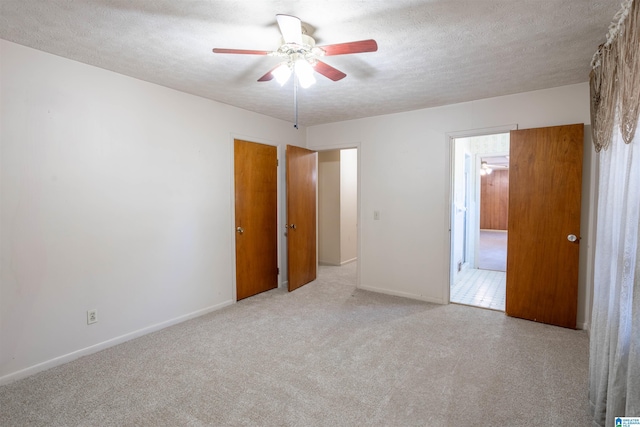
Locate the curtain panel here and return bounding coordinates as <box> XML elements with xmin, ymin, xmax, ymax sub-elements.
<box><xmin>589</xmin><ymin>0</ymin><xmax>640</xmax><ymax>425</ymax></box>
<box><xmin>589</xmin><ymin>128</ymin><xmax>640</xmax><ymax>426</ymax></box>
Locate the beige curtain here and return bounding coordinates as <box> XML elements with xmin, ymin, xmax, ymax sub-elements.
<box><xmin>589</xmin><ymin>1</ymin><xmax>640</xmax><ymax>425</ymax></box>
<box><xmin>590</xmin><ymin>0</ymin><xmax>640</xmax><ymax>151</ymax></box>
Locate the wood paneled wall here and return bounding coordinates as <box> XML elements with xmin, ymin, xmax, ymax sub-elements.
<box><xmin>480</xmin><ymin>169</ymin><xmax>509</xmax><ymax>230</ymax></box>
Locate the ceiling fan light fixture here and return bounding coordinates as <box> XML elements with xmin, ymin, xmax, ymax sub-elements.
<box><xmin>481</xmin><ymin>161</ymin><xmax>493</xmax><ymax>175</ymax></box>
<box><xmin>295</xmin><ymin>59</ymin><xmax>316</xmax><ymax>88</ymax></box>
<box><xmin>273</xmin><ymin>62</ymin><xmax>292</xmax><ymax>85</ymax></box>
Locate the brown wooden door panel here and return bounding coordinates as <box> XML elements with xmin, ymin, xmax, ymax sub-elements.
<box><xmin>234</xmin><ymin>139</ymin><xmax>278</xmax><ymax>300</ymax></box>
<box><xmin>505</xmin><ymin>124</ymin><xmax>583</xmax><ymax>329</ymax></box>
<box><xmin>286</xmin><ymin>145</ymin><xmax>317</xmax><ymax>291</ymax></box>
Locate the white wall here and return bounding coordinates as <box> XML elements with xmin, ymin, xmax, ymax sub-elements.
<box><xmin>307</xmin><ymin>83</ymin><xmax>596</xmax><ymax>329</ymax></box>
<box><xmin>340</xmin><ymin>148</ymin><xmax>358</xmax><ymax>263</ymax></box>
<box><xmin>0</xmin><ymin>40</ymin><xmax>305</xmax><ymax>383</ymax></box>
<box><xmin>318</xmin><ymin>150</ymin><xmax>341</xmax><ymax>265</ymax></box>
<box><xmin>318</xmin><ymin>148</ymin><xmax>358</xmax><ymax>265</ymax></box>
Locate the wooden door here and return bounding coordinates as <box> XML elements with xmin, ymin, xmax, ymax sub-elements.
<box><xmin>286</xmin><ymin>145</ymin><xmax>317</xmax><ymax>291</ymax></box>
<box><xmin>234</xmin><ymin>139</ymin><xmax>278</xmax><ymax>300</ymax></box>
<box><xmin>506</xmin><ymin>124</ymin><xmax>583</xmax><ymax>329</ymax></box>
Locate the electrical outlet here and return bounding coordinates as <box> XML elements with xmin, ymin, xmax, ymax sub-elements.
<box><xmin>87</xmin><ymin>309</ymin><xmax>98</xmax><ymax>325</ymax></box>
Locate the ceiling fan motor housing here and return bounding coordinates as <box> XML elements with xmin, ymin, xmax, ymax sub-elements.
<box><xmin>276</xmin><ymin>34</ymin><xmax>323</xmax><ymax>63</ymax></box>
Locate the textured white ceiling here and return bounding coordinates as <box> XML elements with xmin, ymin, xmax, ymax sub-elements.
<box><xmin>0</xmin><ymin>0</ymin><xmax>620</xmax><ymax>127</ymax></box>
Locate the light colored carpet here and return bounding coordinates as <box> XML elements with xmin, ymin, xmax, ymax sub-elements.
<box><xmin>0</xmin><ymin>262</ymin><xmax>591</xmax><ymax>426</ymax></box>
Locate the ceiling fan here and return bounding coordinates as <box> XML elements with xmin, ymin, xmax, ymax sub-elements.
<box><xmin>480</xmin><ymin>160</ymin><xmax>509</xmax><ymax>175</ymax></box>
<box><xmin>212</xmin><ymin>14</ymin><xmax>378</xmax><ymax>86</ymax></box>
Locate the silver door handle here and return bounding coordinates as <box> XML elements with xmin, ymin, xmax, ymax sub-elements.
<box><xmin>236</xmin><ymin>226</ymin><xmax>244</xmax><ymax>234</ymax></box>
<box><xmin>289</xmin><ymin>224</ymin><xmax>296</xmax><ymax>230</ymax></box>
<box><xmin>567</xmin><ymin>234</ymin><xmax>577</xmax><ymax>242</ymax></box>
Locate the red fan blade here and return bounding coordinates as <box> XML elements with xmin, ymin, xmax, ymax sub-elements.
<box><xmin>314</xmin><ymin>61</ymin><xmax>347</xmax><ymax>81</ymax></box>
<box><xmin>212</xmin><ymin>48</ymin><xmax>271</xmax><ymax>55</ymax></box>
<box><xmin>257</xmin><ymin>65</ymin><xmax>279</xmax><ymax>82</ymax></box>
<box><xmin>318</xmin><ymin>39</ymin><xmax>378</xmax><ymax>56</ymax></box>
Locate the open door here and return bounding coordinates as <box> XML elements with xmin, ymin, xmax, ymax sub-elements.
<box><xmin>286</xmin><ymin>145</ymin><xmax>317</xmax><ymax>291</ymax></box>
<box><xmin>234</xmin><ymin>139</ymin><xmax>278</xmax><ymax>300</ymax></box>
<box><xmin>506</xmin><ymin>124</ymin><xmax>583</xmax><ymax>329</ymax></box>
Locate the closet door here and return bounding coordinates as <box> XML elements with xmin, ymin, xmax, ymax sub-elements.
<box><xmin>234</xmin><ymin>139</ymin><xmax>278</xmax><ymax>300</ymax></box>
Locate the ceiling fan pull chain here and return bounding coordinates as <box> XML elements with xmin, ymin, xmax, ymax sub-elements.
<box><xmin>294</xmin><ymin>73</ymin><xmax>299</xmax><ymax>129</ymax></box>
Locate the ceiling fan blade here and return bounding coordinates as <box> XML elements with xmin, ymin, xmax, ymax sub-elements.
<box><xmin>257</xmin><ymin>65</ymin><xmax>279</xmax><ymax>82</ymax></box>
<box><xmin>319</xmin><ymin>39</ymin><xmax>378</xmax><ymax>56</ymax></box>
<box><xmin>212</xmin><ymin>48</ymin><xmax>271</xmax><ymax>55</ymax></box>
<box><xmin>276</xmin><ymin>14</ymin><xmax>302</xmax><ymax>44</ymax></box>
<box><xmin>314</xmin><ymin>61</ymin><xmax>347</xmax><ymax>81</ymax></box>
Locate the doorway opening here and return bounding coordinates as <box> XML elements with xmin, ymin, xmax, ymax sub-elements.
<box><xmin>317</xmin><ymin>148</ymin><xmax>358</xmax><ymax>286</ymax></box>
<box><xmin>450</xmin><ymin>133</ymin><xmax>509</xmax><ymax>311</ymax></box>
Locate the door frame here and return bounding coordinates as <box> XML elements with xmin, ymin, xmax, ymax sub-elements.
<box><xmin>308</xmin><ymin>141</ymin><xmax>362</xmax><ymax>288</ymax></box>
<box><xmin>446</xmin><ymin>124</ymin><xmax>518</xmax><ymax>304</ymax></box>
<box><xmin>230</xmin><ymin>135</ymin><xmax>284</xmax><ymax>302</ymax></box>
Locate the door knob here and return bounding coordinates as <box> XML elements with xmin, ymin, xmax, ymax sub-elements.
<box><xmin>236</xmin><ymin>226</ymin><xmax>244</xmax><ymax>234</ymax></box>
<box><xmin>567</xmin><ymin>234</ymin><xmax>577</xmax><ymax>242</ymax></box>
<box><xmin>289</xmin><ymin>224</ymin><xmax>297</xmax><ymax>230</ymax></box>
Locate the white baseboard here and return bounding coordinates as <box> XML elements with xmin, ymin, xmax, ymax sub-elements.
<box><xmin>0</xmin><ymin>299</ymin><xmax>234</xmax><ymax>386</ymax></box>
<box><xmin>357</xmin><ymin>284</ymin><xmax>445</xmax><ymax>305</ymax></box>
<box><xmin>319</xmin><ymin>258</ymin><xmax>357</xmax><ymax>266</ymax></box>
